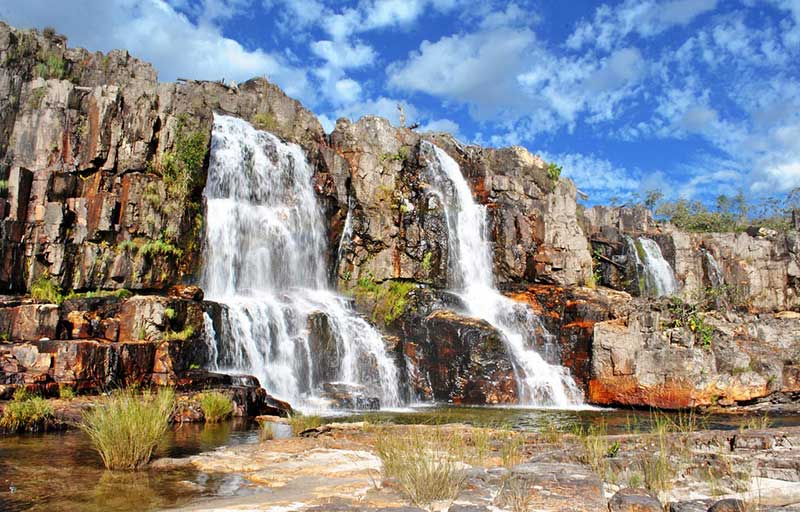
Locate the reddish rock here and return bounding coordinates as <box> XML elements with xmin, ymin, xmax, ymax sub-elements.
<box><xmin>405</xmin><ymin>309</ymin><xmax>518</xmax><ymax>404</ymax></box>
<box><xmin>168</xmin><ymin>285</ymin><xmax>204</xmax><ymax>302</ymax></box>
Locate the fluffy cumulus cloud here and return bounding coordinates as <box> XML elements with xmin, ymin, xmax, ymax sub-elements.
<box><xmin>567</xmin><ymin>0</ymin><xmax>719</xmax><ymax>51</ymax></box>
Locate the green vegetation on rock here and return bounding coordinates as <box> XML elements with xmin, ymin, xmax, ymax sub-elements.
<box><xmin>355</xmin><ymin>275</ymin><xmax>416</xmax><ymax>325</ymax></box>
<box><xmin>252</xmin><ymin>111</ymin><xmax>277</xmax><ymax>131</ymax></box>
<box><xmin>546</xmin><ymin>162</ymin><xmax>562</xmax><ymax>184</ymax></box>
<box><xmin>30</xmin><ymin>275</ymin><xmax>64</xmax><ymax>304</ymax></box>
<box><xmin>198</xmin><ymin>392</ymin><xmax>234</xmax><ymax>423</ymax></box>
<box><xmin>0</xmin><ymin>393</ymin><xmax>54</xmax><ymax>433</ymax></box>
<box><xmin>288</xmin><ymin>413</ymin><xmax>322</xmax><ymax>435</ymax></box>
<box><xmin>80</xmin><ymin>388</ymin><xmax>175</xmax><ymax>470</ymax></box>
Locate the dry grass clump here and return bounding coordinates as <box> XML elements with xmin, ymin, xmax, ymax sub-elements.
<box><xmin>80</xmin><ymin>388</ymin><xmax>175</xmax><ymax>470</ymax></box>
<box><xmin>198</xmin><ymin>391</ymin><xmax>233</xmax><ymax>423</ymax></box>
<box><xmin>374</xmin><ymin>426</ymin><xmax>468</xmax><ymax>509</ymax></box>
<box><xmin>288</xmin><ymin>413</ymin><xmax>322</xmax><ymax>435</ymax></box>
<box><xmin>0</xmin><ymin>395</ymin><xmax>54</xmax><ymax>432</ymax></box>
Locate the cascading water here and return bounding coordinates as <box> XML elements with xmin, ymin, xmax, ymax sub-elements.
<box><xmin>201</xmin><ymin>114</ymin><xmax>400</xmax><ymax>409</ymax></box>
<box><xmin>422</xmin><ymin>142</ymin><xmax>583</xmax><ymax>407</ymax></box>
<box><xmin>702</xmin><ymin>249</ymin><xmax>724</xmax><ymax>288</ymax></box>
<box><xmin>637</xmin><ymin>238</ymin><xmax>679</xmax><ymax>297</ymax></box>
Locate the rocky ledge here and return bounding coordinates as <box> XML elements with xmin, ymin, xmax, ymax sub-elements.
<box><xmin>150</xmin><ymin>422</ymin><xmax>800</xmax><ymax>511</ymax></box>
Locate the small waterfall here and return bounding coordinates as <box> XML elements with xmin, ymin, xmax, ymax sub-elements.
<box><xmin>702</xmin><ymin>249</ymin><xmax>724</xmax><ymax>288</ymax></box>
<box><xmin>201</xmin><ymin>114</ymin><xmax>400</xmax><ymax>409</ymax></box>
<box><xmin>626</xmin><ymin>236</ymin><xmax>679</xmax><ymax>297</ymax></box>
<box><xmin>423</xmin><ymin>142</ymin><xmax>583</xmax><ymax>407</ymax></box>
<box><xmin>638</xmin><ymin>238</ymin><xmax>679</xmax><ymax>297</ymax></box>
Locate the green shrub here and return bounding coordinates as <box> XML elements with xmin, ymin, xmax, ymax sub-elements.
<box><xmin>66</xmin><ymin>288</ymin><xmax>133</xmax><ymax>301</ymax></box>
<box><xmin>374</xmin><ymin>427</ymin><xmax>467</xmax><ymax>508</ymax></box>
<box><xmin>59</xmin><ymin>385</ymin><xmax>76</xmax><ymax>400</ymax></box>
<box><xmin>117</xmin><ymin>239</ymin><xmax>138</xmax><ymax>253</ymax></box>
<box><xmin>164</xmin><ymin>307</ymin><xmax>176</xmax><ymax>320</ymax></box>
<box><xmin>0</xmin><ymin>179</ymin><xmax>8</xmax><ymax>198</ymax></box>
<box><xmin>163</xmin><ymin>326</ymin><xmax>194</xmax><ymax>342</ymax></box>
<box><xmin>13</xmin><ymin>387</ymin><xmax>34</xmax><ymax>402</ymax></box>
<box><xmin>354</xmin><ymin>276</ymin><xmax>416</xmax><ymax>325</ymax></box>
<box><xmin>252</xmin><ymin>111</ymin><xmax>276</xmax><ymax>131</ymax></box>
<box><xmin>139</xmin><ymin>238</ymin><xmax>182</xmax><ymax>259</ymax></box>
<box><xmin>288</xmin><ymin>413</ymin><xmax>322</xmax><ymax>435</ymax></box>
<box><xmin>30</xmin><ymin>275</ymin><xmax>64</xmax><ymax>304</ymax></box>
<box><xmin>546</xmin><ymin>162</ymin><xmax>562</xmax><ymax>184</ymax></box>
<box><xmin>80</xmin><ymin>388</ymin><xmax>175</xmax><ymax>470</ymax></box>
<box><xmin>0</xmin><ymin>396</ymin><xmax>54</xmax><ymax>432</ymax></box>
<box><xmin>198</xmin><ymin>391</ymin><xmax>233</xmax><ymax>423</ymax></box>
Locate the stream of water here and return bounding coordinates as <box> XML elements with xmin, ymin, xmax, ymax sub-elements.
<box><xmin>422</xmin><ymin>142</ymin><xmax>583</xmax><ymax>407</ymax></box>
<box><xmin>201</xmin><ymin>114</ymin><xmax>400</xmax><ymax>410</ymax></box>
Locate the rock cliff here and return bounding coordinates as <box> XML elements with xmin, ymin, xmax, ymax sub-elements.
<box><xmin>1</xmin><ymin>22</ymin><xmax>798</xmax><ymax>411</ymax></box>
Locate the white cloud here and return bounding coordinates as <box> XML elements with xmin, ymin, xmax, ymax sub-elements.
<box><xmin>332</xmin><ymin>78</ymin><xmax>362</xmax><ymax>104</ymax></box>
<box><xmin>418</xmin><ymin>118</ymin><xmax>461</xmax><ymax>135</ymax></box>
<box><xmin>0</xmin><ymin>0</ymin><xmax>313</xmax><ymax>102</ymax></box>
<box><xmin>567</xmin><ymin>0</ymin><xmax>718</xmax><ymax>51</ymax></box>
<box><xmin>538</xmin><ymin>152</ymin><xmax>641</xmax><ymax>202</ymax></box>
<box><xmin>388</xmin><ymin>27</ymin><xmax>537</xmax><ymax>119</ymax></box>
<box><xmin>311</xmin><ymin>39</ymin><xmax>376</xmax><ymax>69</ymax></box>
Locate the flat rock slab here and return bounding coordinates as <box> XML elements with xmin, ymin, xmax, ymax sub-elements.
<box><xmin>509</xmin><ymin>462</ymin><xmax>607</xmax><ymax>512</ymax></box>
<box><xmin>609</xmin><ymin>488</ymin><xmax>662</xmax><ymax>511</ymax></box>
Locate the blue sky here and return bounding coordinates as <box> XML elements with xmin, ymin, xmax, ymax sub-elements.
<box><xmin>2</xmin><ymin>0</ymin><xmax>799</xmax><ymax>205</ymax></box>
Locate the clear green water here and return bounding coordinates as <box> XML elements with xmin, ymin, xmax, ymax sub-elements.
<box><xmin>329</xmin><ymin>405</ymin><xmax>794</xmax><ymax>434</ymax></box>
<box><xmin>0</xmin><ymin>420</ymin><xmax>260</xmax><ymax>512</ymax></box>
<box><xmin>1</xmin><ymin>406</ymin><xmax>795</xmax><ymax>511</ymax></box>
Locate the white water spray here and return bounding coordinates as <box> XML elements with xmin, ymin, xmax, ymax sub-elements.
<box><xmin>634</xmin><ymin>237</ymin><xmax>679</xmax><ymax>297</ymax></box>
<box><xmin>423</xmin><ymin>142</ymin><xmax>583</xmax><ymax>407</ymax></box>
<box><xmin>201</xmin><ymin>114</ymin><xmax>400</xmax><ymax>409</ymax></box>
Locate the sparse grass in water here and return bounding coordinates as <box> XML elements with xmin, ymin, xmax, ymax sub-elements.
<box><xmin>496</xmin><ymin>475</ymin><xmax>534</xmax><ymax>512</ymax></box>
<box><xmin>259</xmin><ymin>419</ymin><xmax>275</xmax><ymax>441</ymax></box>
<box><xmin>739</xmin><ymin>413</ymin><xmax>770</xmax><ymax>431</ymax></box>
<box><xmin>500</xmin><ymin>432</ymin><xmax>526</xmax><ymax>469</ymax></box>
<box><xmin>80</xmin><ymin>388</ymin><xmax>175</xmax><ymax>470</ymax></box>
<box><xmin>288</xmin><ymin>413</ymin><xmax>322</xmax><ymax>435</ymax></box>
<box><xmin>198</xmin><ymin>391</ymin><xmax>233</xmax><ymax>423</ymax></box>
<box><xmin>374</xmin><ymin>426</ymin><xmax>467</xmax><ymax>509</ymax></box>
<box><xmin>0</xmin><ymin>395</ymin><xmax>54</xmax><ymax>432</ymax></box>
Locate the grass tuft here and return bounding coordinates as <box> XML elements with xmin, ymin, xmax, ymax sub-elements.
<box><xmin>288</xmin><ymin>413</ymin><xmax>322</xmax><ymax>435</ymax></box>
<box><xmin>374</xmin><ymin>426</ymin><xmax>467</xmax><ymax>509</ymax></box>
<box><xmin>59</xmin><ymin>385</ymin><xmax>76</xmax><ymax>400</ymax></box>
<box><xmin>0</xmin><ymin>395</ymin><xmax>54</xmax><ymax>432</ymax></box>
<box><xmin>30</xmin><ymin>275</ymin><xmax>64</xmax><ymax>304</ymax></box>
<box><xmin>198</xmin><ymin>391</ymin><xmax>233</xmax><ymax>423</ymax></box>
<box><xmin>79</xmin><ymin>388</ymin><xmax>175</xmax><ymax>470</ymax></box>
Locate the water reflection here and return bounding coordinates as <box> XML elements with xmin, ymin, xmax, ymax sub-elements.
<box><xmin>0</xmin><ymin>420</ymin><xmax>258</xmax><ymax>512</ymax></box>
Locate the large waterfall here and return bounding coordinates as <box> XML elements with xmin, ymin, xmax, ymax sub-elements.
<box><xmin>201</xmin><ymin>114</ymin><xmax>400</xmax><ymax>409</ymax></box>
<box><xmin>423</xmin><ymin>142</ymin><xmax>583</xmax><ymax>407</ymax></box>
<box><xmin>628</xmin><ymin>237</ymin><xmax>679</xmax><ymax>297</ymax></box>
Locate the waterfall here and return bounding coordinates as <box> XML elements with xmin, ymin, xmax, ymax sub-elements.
<box><xmin>702</xmin><ymin>249</ymin><xmax>724</xmax><ymax>288</ymax></box>
<box><xmin>637</xmin><ymin>238</ymin><xmax>679</xmax><ymax>297</ymax></box>
<box><xmin>201</xmin><ymin>114</ymin><xmax>400</xmax><ymax>409</ymax></box>
<box><xmin>422</xmin><ymin>142</ymin><xmax>583</xmax><ymax>407</ymax></box>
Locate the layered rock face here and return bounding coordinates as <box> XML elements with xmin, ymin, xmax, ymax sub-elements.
<box><xmin>329</xmin><ymin>118</ymin><xmax>593</xmax><ymax>289</ymax></box>
<box><xmin>584</xmin><ymin>206</ymin><xmax>800</xmax><ymax>407</ymax></box>
<box><xmin>0</xmin><ymin>22</ymin><xmax>323</xmax><ymax>293</ymax></box>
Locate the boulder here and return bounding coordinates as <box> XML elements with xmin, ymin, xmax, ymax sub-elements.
<box><xmin>404</xmin><ymin>309</ymin><xmax>518</xmax><ymax>404</ymax></box>
<box><xmin>321</xmin><ymin>382</ymin><xmax>380</xmax><ymax>410</ymax></box>
<box><xmin>608</xmin><ymin>488</ymin><xmax>663</xmax><ymax>512</ymax></box>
